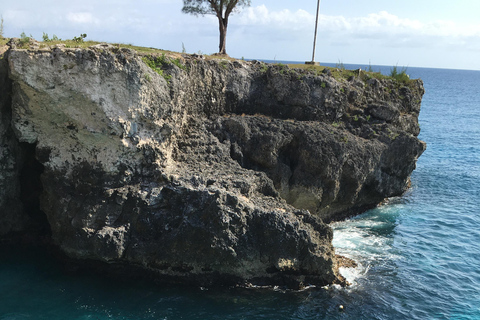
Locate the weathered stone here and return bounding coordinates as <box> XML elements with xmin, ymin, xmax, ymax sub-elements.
<box><xmin>0</xmin><ymin>45</ymin><xmax>425</xmax><ymax>288</ymax></box>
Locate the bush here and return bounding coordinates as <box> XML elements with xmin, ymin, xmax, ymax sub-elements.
<box><xmin>142</xmin><ymin>55</ymin><xmax>172</xmax><ymax>82</ymax></box>
<box><xmin>389</xmin><ymin>65</ymin><xmax>410</xmax><ymax>83</ymax></box>
<box><xmin>73</xmin><ymin>33</ymin><xmax>87</xmax><ymax>43</ymax></box>
<box><xmin>19</xmin><ymin>32</ymin><xmax>31</xmax><ymax>46</ymax></box>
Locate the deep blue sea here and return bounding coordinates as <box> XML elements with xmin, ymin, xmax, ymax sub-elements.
<box><xmin>1</xmin><ymin>63</ymin><xmax>479</xmax><ymax>319</ymax></box>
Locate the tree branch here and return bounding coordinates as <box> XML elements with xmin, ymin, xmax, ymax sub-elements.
<box><xmin>225</xmin><ymin>0</ymin><xmax>239</xmax><ymax>18</ymax></box>
<box><xmin>207</xmin><ymin>0</ymin><xmax>222</xmax><ymax>18</ymax></box>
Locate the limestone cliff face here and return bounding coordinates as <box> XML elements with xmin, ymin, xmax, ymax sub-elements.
<box><xmin>0</xmin><ymin>44</ymin><xmax>425</xmax><ymax>287</ymax></box>
<box><xmin>0</xmin><ymin>45</ymin><xmax>24</xmax><ymax>235</ymax></box>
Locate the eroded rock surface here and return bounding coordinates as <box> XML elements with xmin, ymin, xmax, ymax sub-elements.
<box><xmin>0</xmin><ymin>45</ymin><xmax>425</xmax><ymax>287</ymax></box>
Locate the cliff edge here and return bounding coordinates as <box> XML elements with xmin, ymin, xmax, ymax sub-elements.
<box><xmin>0</xmin><ymin>43</ymin><xmax>425</xmax><ymax>288</ymax></box>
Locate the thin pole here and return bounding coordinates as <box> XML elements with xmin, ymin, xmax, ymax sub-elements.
<box><xmin>311</xmin><ymin>0</ymin><xmax>321</xmax><ymax>62</ymax></box>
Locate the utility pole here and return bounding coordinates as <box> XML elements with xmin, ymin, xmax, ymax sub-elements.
<box><xmin>305</xmin><ymin>0</ymin><xmax>321</xmax><ymax>66</ymax></box>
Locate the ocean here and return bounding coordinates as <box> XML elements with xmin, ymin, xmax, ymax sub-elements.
<box><xmin>1</xmin><ymin>64</ymin><xmax>479</xmax><ymax>319</ymax></box>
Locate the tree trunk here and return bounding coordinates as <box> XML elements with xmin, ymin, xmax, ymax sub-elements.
<box><xmin>218</xmin><ymin>18</ymin><xmax>228</xmax><ymax>55</ymax></box>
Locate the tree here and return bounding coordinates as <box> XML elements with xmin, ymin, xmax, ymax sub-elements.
<box><xmin>182</xmin><ymin>0</ymin><xmax>251</xmax><ymax>55</ymax></box>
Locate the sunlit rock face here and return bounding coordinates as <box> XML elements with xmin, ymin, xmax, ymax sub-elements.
<box><xmin>0</xmin><ymin>44</ymin><xmax>424</xmax><ymax>288</ymax></box>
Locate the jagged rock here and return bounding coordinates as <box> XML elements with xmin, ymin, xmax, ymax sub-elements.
<box><xmin>0</xmin><ymin>47</ymin><xmax>24</xmax><ymax>235</ymax></box>
<box><xmin>0</xmin><ymin>45</ymin><xmax>425</xmax><ymax>288</ymax></box>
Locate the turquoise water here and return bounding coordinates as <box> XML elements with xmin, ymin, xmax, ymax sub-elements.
<box><xmin>1</xmin><ymin>65</ymin><xmax>479</xmax><ymax>319</ymax></box>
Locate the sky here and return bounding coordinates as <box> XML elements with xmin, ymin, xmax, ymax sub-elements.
<box><xmin>1</xmin><ymin>0</ymin><xmax>480</xmax><ymax>70</ymax></box>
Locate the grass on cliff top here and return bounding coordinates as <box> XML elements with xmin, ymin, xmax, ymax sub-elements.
<box><xmin>4</xmin><ymin>34</ymin><xmax>412</xmax><ymax>84</ymax></box>
<box><xmin>287</xmin><ymin>63</ymin><xmax>412</xmax><ymax>84</ymax></box>
<box><xmin>6</xmin><ymin>35</ymin><xmax>235</xmax><ymax>62</ymax></box>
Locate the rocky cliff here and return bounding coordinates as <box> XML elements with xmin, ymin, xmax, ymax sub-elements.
<box><xmin>0</xmin><ymin>43</ymin><xmax>425</xmax><ymax>288</ymax></box>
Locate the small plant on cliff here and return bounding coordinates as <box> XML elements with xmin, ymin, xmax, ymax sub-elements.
<box><xmin>42</xmin><ymin>32</ymin><xmax>60</xmax><ymax>42</ymax></box>
<box><xmin>219</xmin><ymin>60</ymin><xmax>229</xmax><ymax>69</ymax></box>
<box><xmin>73</xmin><ymin>33</ymin><xmax>87</xmax><ymax>43</ymax></box>
<box><xmin>277</xmin><ymin>63</ymin><xmax>289</xmax><ymax>75</ymax></box>
<box><xmin>19</xmin><ymin>32</ymin><xmax>32</xmax><ymax>46</ymax></box>
<box><xmin>389</xmin><ymin>65</ymin><xmax>410</xmax><ymax>83</ymax></box>
<box><xmin>172</xmin><ymin>57</ymin><xmax>187</xmax><ymax>71</ymax></box>
<box><xmin>142</xmin><ymin>56</ymin><xmax>172</xmax><ymax>82</ymax></box>
<box><xmin>260</xmin><ymin>63</ymin><xmax>269</xmax><ymax>73</ymax></box>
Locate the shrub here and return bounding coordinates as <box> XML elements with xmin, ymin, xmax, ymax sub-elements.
<box><xmin>142</xmin><ymin>56</ymin><xmax>172</xmax><ymax>82</ymax></box>
<box><xmin>19</xmin><ymin>32</ymin><xmax>31</xmax><ymax>46</ymax></box>
<box><xmin>172</xmin><ymin>57</ymin><xmax>187</xmax><ymax>71</ymax></box>
<box><xmin>42</xmin><ymin>32</ymin><xmax>51</xmax><ymax>42</ymax></box>
<box><xmin>389</xmin><ymin>65</ymin><xmax>410</xmax><ymax>83</ymax></box>
<box><xmin>73</xmin><ymin>33</ymin><xmax>87</xmax><ymax>43</ymax></box>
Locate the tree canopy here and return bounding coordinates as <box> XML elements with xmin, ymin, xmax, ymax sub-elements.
<box><xmin>182</xmin><ymin>0</ymin><xmax>251</xmax><ymax>55</ymax></box>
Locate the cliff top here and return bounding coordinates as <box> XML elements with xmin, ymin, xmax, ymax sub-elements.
<box><xmin>1</xmin><ymin>36</ymin><xmax>415</xmax><ymax>86</ymax></box>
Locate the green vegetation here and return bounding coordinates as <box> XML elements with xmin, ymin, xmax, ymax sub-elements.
<box><xmin>19</xmin><ymin>32</ymin><xmax>32</xmax><ymax>46</ymax></box>
<box><xmin>387</xmin><ymin>128</ymin><xmax>400</xmax><ymax>140</ymax></box>
<box><xmin>73</xmin><ymin>33</ymin><xmax>87</xmax><ymax>43</ymax></box>
<box><xmin>142</xmin><ymin>55</ymin><xmax>172</xmax><ymax>82</ymax></box>
<box><xmin>0</xmin><ymin>26</ymin><xmax>414</xmax><ymax>90</ymax></box>
<box><xmin>171</xmin><ymin>57</ymin><xmax>187</xmax><ymax>71</ymax></box>
<box><xmin>141</xmin><ymin>53</ymin><xmax>187</xmax><ymax>82</ymax></box>
<box><xmin>0</xmin><ymin>28</ymin><xmax>240</xmax><ymax>66</ymax></box>
<box><xmin>287</xmin><ymin>63</ymin><xmax>415</xmax><ymax>86</ymax></box>
<box><xmin>389</xmin><ymin>65</ymin><xmax>410</xmax><ymax>83</ymax></box>
<box><xmin>260</xmin><ymin>63</ymin><xmax>269</xmax><ymax>73</ymax></box>
<box><xmin>42</xmin><ymin>32</ymin><xmax>60</xmax><ymax>42</ymax></box>
<box><xmin>219</xmin><ymin>60</ymin><xmax>228</xmax><ymax>69</ymax></box>
<box><xmin>277</xmin><ymin>63</ymin><xmax>289</xmax><ymax>74</ymax></box>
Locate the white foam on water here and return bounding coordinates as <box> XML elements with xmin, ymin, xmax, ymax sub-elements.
<box><xmin>338</xmin><ymin>265</ymin><xmax>365</xmax><ymax>285</ymax></box>
<box><xmin>331</xmin><ymin>205</ymin><xmax>404</xmax><ymax>285</ymax></box>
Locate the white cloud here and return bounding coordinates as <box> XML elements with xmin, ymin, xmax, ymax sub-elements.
<box><xmin>237</xmin><ymin>5</ymin><xmax>313</xmax><ymax>30</ymax></box>
<box><xmin>67</xmin><ymin>12</ymin><xmax>99</xmax><ymax>25</ymax></box>
<box><xmin>226</xmin><ymin>6</ymin><xmax>480</xmax><ymax>68</ymax></box>
<box><xmin>234</xmin><ymin>6</ymin><xmax>480</xmax><ymax>44</ymax></box>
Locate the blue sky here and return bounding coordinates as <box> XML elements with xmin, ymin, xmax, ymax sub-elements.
<box><xmin>1</xmin><ymin>0</ymin><xmax>479</xmax><ymax>70</ymax></box>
